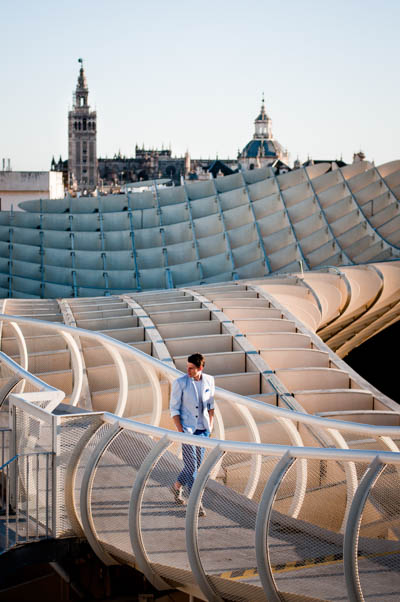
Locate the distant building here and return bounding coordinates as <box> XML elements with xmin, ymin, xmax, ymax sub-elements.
<box><xmin>97</xmin><ymin>146</ymin><xmax>186</xmax><ymax>190</ymax></box>
<box><xmin>238</xmin><ymin>96</ymin><xmax>290</xmax><ymax>172</ymax></box>
<box><xmin>0</xmin><ymin>170</ymin><xmax>64</xmax><ymax>211</ymax></box>
<box><xmin>296</xmin><ymin>151</ymin><xmax>368</xmax><ymax>172</ymax></box>
<box><xmin>353</xmin><ymin>150</ymin><xmax>366</xmax><ymax>163</ymax></box>
<box><xmin>60</xmin><ymin>67</ymin><xmax>293</xmax><ymax>194</ymax></box>
<box><xmin>97</xmin><ymin>95</ymin><xmax>294</xmax><ymax>188</ymax></box>
<box><xmin>186</xmin><ymin>158</ymin><xmax>238</xmax><ymax>181</ymax></box>
<box><xmin>301</xmin><ymin>158</ymin><xmax>347</xmax><ymax>170</ymax></box>
<box><xmin>51</xmin><ymin>155</ymin><xmax>68</xmax><ymax>189</ymax></box>
<box><xmin>68</xmin><ymin>59</ymin><xmax>98</xmax><ymax>193</ymax></box>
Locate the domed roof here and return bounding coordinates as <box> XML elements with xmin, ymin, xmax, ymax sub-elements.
<box><xmin>239</xmin><ymin>97</ymin><xmax>288</xmax><ymax>164</ymax></box>
<box><xmin>241</xmin><ymin>138</ymin><xmax>282</xmax><ymax>159</ymax></box>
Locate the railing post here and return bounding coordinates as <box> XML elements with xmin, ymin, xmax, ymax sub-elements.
<box><xmin>128</xmin><ymin>434</ymin><xmax>172</xmax><ymax>591</ymax></box>
<box><xmin>64</xmin><ymin>417</ymin><xmax>105</xmax><ymax>536</ymax></box>
<box><xmin>80</xmin><ymin>422</ymin><xmax>121</xmax><ymax>566</ymax></box>
<box><xmin>255</xmin><ymin>450</ymin><xmax>295</xmax><ymax>602</ymax></box>
<box><xmin>0</xmin><ymin>375</ymin><xmax>22</xmax><ymax>409</ymax></box>
<box><xmin>5</xmin><ymin>461</ymin><xmax>10</xmax><ymax>549</ymax></box>
<box><xmin>185</xmin><ymin>445</ymin><xmax>225</xmax><ymax>602</ymax></box>
<box><xmin>51</xmin><ymin>414</ymin><xmax>60</xmax><ymax>537</ymax></box>
<box><xmin>343</xmin><ymin>456</ymin><xmax>385</xmax><ymax>602</ymax></box>
<box><xmin>10</xmin><ymin>403</ymin><xmax>17</xmax><ymax>510</ymax></box>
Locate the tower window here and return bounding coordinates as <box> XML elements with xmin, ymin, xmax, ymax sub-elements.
<box><xmin>83</xmin><ymin>118</ymin><xmax>87</xmax><ymax>131</ymax></box>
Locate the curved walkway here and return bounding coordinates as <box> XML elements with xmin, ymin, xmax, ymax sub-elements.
<box><xmin>0</xmin><ymin>303</ymin><xmax>400</xmax><ymax>600</ymax></box>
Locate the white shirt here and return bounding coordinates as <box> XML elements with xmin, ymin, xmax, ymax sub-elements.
<box><xmin>193</xmin><ymin>378</ymin><xmax>206</xmax><ymax>430</ymax></box>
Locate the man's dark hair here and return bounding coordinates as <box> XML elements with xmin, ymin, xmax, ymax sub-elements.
<box><xmin>188</xmin><ymin>353</ymin><xmax>205</xmax><ymax>368</ymax></box>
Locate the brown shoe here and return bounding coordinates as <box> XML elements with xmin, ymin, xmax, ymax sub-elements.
<box><xmin>171</xmin><ymin>486</ymin><xmax>186</xmax><ymax>506</ymax></box>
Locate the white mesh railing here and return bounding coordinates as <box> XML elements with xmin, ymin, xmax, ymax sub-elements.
<box><xmin>0</xmin><ymin>314</ymin><xmax>163</xmax><ymax>422</ymax></box>
<box><xmin>0</xmin><ymin>451</ymin><xmax>54</xmax><ymax>551</ymax></box>
<box><xmin>0</xmin><ymin>349</ymin><xmax>63</xmax><ymax>413</ymax></box>
<box><xmin>2</xmin><ymin>314</ymin><xmax>400</xmax><ymax>599</ymax></box>
<box><xmin>1</xmin><ymin>313</ymin><xmax>400</xmax><ymax>459</ymax></box>
<box><xmin>5</xmin><ymin>393</ymin><xmax>400</xmax><ymax>602</ymax></box>
<box><xmin>2</xmin><ymin>314</ymin><xmax>400</xmax><ymax>545</ymax></box>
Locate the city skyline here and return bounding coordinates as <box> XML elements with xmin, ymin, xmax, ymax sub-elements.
<box><xmin>1</xmin><ymin>0</ymin><xmax>399</xmax><ymax>172</ymax></box>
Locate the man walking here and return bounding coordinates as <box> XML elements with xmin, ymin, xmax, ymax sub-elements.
<box><xmin>170</xmin><ymin>353</ymin><xmax>215</xmax><ymax>516</ymax></box>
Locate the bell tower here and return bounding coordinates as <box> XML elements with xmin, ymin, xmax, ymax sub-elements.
<box><xmin>68</xmin><ymin>59</ymin><xmax>98</xmax><ymax>193</ymax></box>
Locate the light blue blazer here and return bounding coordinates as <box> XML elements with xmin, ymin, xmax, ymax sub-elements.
<box><xmin>170</xmin><ymin>373</ymin><xmax>215</xmax><ymax>434</ymax></box>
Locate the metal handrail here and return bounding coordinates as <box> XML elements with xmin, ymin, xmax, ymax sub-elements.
<box><xmin>1</xmin><ymin>451</ymin><xmax>54</xmax><ymax>552</ymax></box>
<box><xmin>0</xmin><ymin>350</ymin><xmax>59</xmax><ymax>395</ymax></box>
<box><xmin>1</xmin><ymin>313</ymin><xmax>400</xmax><ymax>439</ymax></box>
<box><xmin>0</xmin><ymin>310</ymin><xmax>399</xmax><ymax>536</ymax></box>
<box><xmin>0</xmin><ymin>453</ymin><xmax>18</xmax><ymax>471</ymax></box>
<box><xmin>101</xmin><ymin>411</ymin><xmax>400</xmax><ymax>464</ymax></box>
<box><xmin>90</xmin><ymin>412</ymin><xmax>400</xmax><ymax>601</ymax></box>
<box><xmin>7</xmin><ymin>384</ymin><xmax>400</xmax><ymax>602</ymax></box>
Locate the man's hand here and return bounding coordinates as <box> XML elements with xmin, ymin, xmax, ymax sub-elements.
<box><xmin>209</xmin><ymin>408</ymin><xmax>215</xmax><ymax>432</ymax></box>
<box><xmin>172</xmin><ymin>415</ymin><xmax>184</xmax><ymax>433</ymax></box>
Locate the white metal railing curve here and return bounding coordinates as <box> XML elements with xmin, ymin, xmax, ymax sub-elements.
<box><xmin>1</xmin><ymin>313</ymin><xmax>400</xmax><ymax>442</ymax></box>
<box><xmin>0</xmin><ymin>349</ymin><xmax>63</xmax><ymax>409</ymax></box>
<box><xmin>1</xmin><ymin>312</ymin><xmax>400</xmax><ymax>527</ymax></box>
<box><xmin>5</xmin><ymin>391</ymin><xmax>400</xmax><ymax>602</ymax></box>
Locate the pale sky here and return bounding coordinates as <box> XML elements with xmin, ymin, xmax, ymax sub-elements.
<box><xmin>1</xmin><ymin>0</ymin><xmax>399</xmax><ymax>171</ymax></box>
